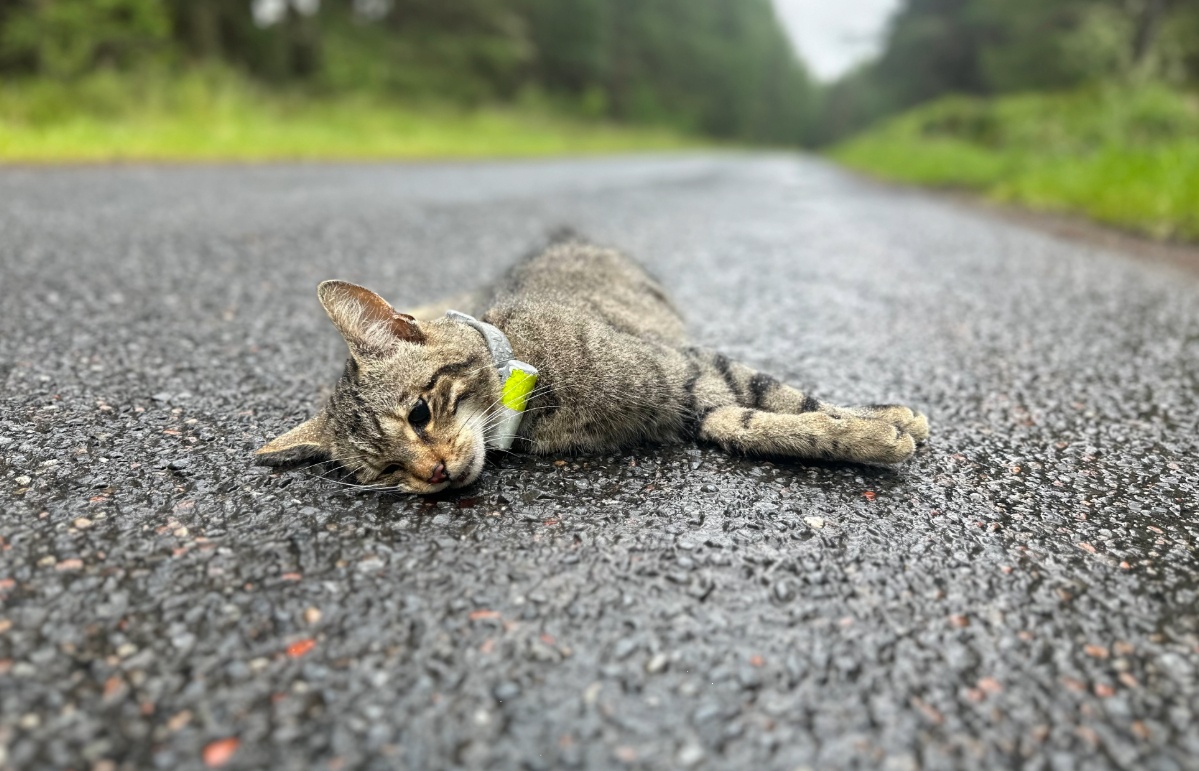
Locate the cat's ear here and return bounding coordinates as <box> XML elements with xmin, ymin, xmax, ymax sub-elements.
<box><xmin>256</xmin><ymin>412</ymin><xmax>332</xmax><ymax>466</ymax></box>
<box><xmin>317</xmin><ymin>280</ymin><xmax>425</xmax><ymax>357</ymax></box>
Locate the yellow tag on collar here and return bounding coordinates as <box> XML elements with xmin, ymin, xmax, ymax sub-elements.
<box><xmin>501</xmin><ymin>367</ymin><xmax>538</xmax><ymax>412</ymax></box>
<box><xmin>493</xmin><ymin>361</ymin><xmax>538</xmax><ymax>450</ymax></box>
<box><xmin>445</xmin><ymin>309</ymin><xmax>538</xmax><ymax>451</ymax></box>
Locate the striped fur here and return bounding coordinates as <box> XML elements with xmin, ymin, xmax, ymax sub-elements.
<box><xmin>257</xmin><ymin>237</ymin><xmax>929</xmax><ymax>493</ymax></box>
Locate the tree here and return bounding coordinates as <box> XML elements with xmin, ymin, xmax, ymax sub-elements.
<box><xmin>811</xmin><ymin>0</ymin><xmax>1199</xmax><ymax>144</ymax></box>
<box><xmin>522</xmin><ymin>0</ymin><xmax>814</xmax><ymax>142</ymax></box>
<box><xmin>0</xmin><ymin>0</ymin><xmax>818</xmax><ymax>144</ymax></box>
<box><xmin>0</xmin><ymin>0</ymin><xmax>171</xmax><ymax>77</ymax></box>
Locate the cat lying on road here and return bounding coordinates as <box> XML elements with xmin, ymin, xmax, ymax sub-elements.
<box><xmin>257</xmin><ymin>236</ymin><xmax>929</xmax><ymax>493</ymax></box>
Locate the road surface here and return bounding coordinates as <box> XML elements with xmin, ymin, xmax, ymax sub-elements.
<box><xmin>1</xmin><ymin>156</ymin><xmax>1197</xmax><ymax>769</ymax></box>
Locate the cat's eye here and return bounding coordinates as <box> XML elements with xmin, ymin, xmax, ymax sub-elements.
<box><xmin>381</xmin><ymin>464</ymin><xmax>402</xmax><ymax>476</ymax></box>
<box><xmin>408</xmin><ymin>398</ymin><xmax>432</xmax><ymax>430</ymax></box>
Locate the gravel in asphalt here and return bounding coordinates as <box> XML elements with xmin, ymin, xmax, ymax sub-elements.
<box><xmin>1</xmin><ymin>156</ymin><xmax>1197</xmax><ymax>769</ymax></box>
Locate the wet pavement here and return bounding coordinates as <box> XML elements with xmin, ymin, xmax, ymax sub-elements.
<box><xmin>1</xmin><ymin>155</ymin><xmax>1197</xmax><ymax>770</ymax></box>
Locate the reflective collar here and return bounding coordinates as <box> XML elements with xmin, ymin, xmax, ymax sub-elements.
<box><xmin>445</xmin><ymin>310</ymin><xmax>538</xmax><ymax>450</ymax></box>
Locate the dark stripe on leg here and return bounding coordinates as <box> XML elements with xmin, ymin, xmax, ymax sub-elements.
<box><xmin>682</xmin><ymin>361</ymin><xmax>702</xmax><ymax>408</ymax></box>
<box><xmin>748</xmin><ymin>373</ymin><xmax>779</xmax><ymax>408</ymax></box>
<box><xmin>714</xmin><ymin>354</ymin><xmax>742</xmax><ymax>399</ymax></box>
<box><xmin>800</xmin><ymin>394</ymin><xmax>820</xmax><ymax>413</ymax></box>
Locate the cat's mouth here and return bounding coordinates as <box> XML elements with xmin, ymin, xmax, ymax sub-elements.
<box><xmin>408</xmin><ymin>448</ymin><xmax>483</xmax><ymax>494</ymax></box>
<box><xmin>448</xmin><ymin>447</ymin><xmax>485</xmax><ymax>489</ymax></box>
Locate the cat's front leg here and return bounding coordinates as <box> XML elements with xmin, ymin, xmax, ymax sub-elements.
<box><xmin>697</xmin><ymin>405</ymin><xmax>921</xmax><ymax>465</ymax></box>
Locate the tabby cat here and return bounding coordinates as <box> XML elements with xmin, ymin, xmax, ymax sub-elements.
<box><xmin>257</xmin><ymin>237</ymin><xmax>929</xmax><ymax>493</ymax></box>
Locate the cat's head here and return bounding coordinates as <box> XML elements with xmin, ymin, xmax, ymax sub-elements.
<box><xmin>256</xmin><ymin>281</ymin><xmax>500</xmax><ymax>494</ymax></box>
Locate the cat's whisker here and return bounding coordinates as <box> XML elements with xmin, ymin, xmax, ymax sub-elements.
<box><xmin>303</xmin><ymin>458</ymin><xmax>405</xmax><ymax>492</ymax></box>
<box><xmin>439</xmin><ymin>359</ymin><xmax>559</xmax><ymax>450</ymax></box>
<box><xmin>465</xmin><ymin>386</ymin><xmax>552</xmax><ymax>434</ymax></box>
<box><xmin>454</xmin><ymin>390</ymin><xmax>529</xmax><ymax>443</ymax></box>
<box><xmin>299</xmin><ymin>468</ymin><xmax>368</xmax><ymax>488</ymax></box>
<box><xmin>458</xmin><ymin>380</ymin><xmax>565</xmax><ymax>447</ymax></box>
<box><xmin>286</xmin><ymin>449</ymin><xmax>375</xmax><ymax>475</ymax></box>
<box><xmin>473</xmin><ymin>391</ymin><xmax>564</xmax><ymax>432</ymax></box>
<box><xmin>285</xmin><ymin>451</ymin><xmax>376</xmax><ymax>480</ymax></box>
<box><xmin>313</xmin><ymin>476</ymin><xmax>397</xmax><ymax>493</ymax></box>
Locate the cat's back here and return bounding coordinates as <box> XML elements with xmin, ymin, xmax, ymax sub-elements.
<box><xmin>484</xmin><ymin>240</ymin><xmax>686</xmax><ymax>345</ymax></box>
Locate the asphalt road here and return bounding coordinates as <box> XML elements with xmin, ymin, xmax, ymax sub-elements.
<box><xmin>1</xmin><ymin>155</ymin><xmax>1197</xmax><ymax>770</ymax></box>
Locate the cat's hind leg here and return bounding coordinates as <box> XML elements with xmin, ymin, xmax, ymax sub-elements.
<box><xmin>764</xmin><ymin>381</ymin><xmax>929</xmax><ymax>445</ymax></box>
<box><xmin>697</xmin><ymin>406</ymin><xmax>917</xmax><ymax>465</ymax></box>
<box><xmin>685</xmin><ymin>349</ymin><xmax>929</xmax><ymax>449</ymax></box>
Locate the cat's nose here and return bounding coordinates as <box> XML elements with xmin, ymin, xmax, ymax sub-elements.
<box><xmin>428</xmin><ymin>463</ymin><xmax>448</xmax><ymax>484</ymax></box>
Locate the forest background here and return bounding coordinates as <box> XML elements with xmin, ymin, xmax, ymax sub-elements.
<box><xmin>1</xmin><ymin>0</ymin><xmax>1196</xmax><ymax>239</ymax></box>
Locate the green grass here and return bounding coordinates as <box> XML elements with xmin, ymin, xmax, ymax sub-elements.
<box><xmin>0</xmin><ymin>69</ymin><xmax>701</xmax><ymax>163</ymax></box>
<box><xmin>831</xmin><ymin>86</ymin><xmax>1199</xmax><ymax>241</ymax></box>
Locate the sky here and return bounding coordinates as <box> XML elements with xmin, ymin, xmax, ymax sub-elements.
<box><xmin>771</xmin><ymin>0</ymin><xmax>902</xmax><ymax>82</ymax></box>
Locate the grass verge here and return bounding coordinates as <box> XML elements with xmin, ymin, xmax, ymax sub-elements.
<box><xmin>831</xmin><ymin>85</ymin><xmax>1199</xmax><ymax>242</ymax></box>
<box><xmin>0</xmin><ymin>69</ymin><xmax>701</xmax><ymax>163</ymax></box>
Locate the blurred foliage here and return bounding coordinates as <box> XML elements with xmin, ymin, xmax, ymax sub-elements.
<box><xmin>833</xmin><ymin>86</ymin><xmax>1199</xmax><ymax>240</ymax></box>
<box><xmin>0</xmin><ymin>0</ymin><xmax>814</xmax><ymax>145</ymax></box>
<box><xmin>0</xmin><ymin>0</ymin><xmax>171</xmax><ymax>77</ymax></box>
<box><xmin>813</xmin><ymin>0</ymin><xmax>1199</xmax><ymax>145</ymax></box>
<box><xmin>522</xmin><ymin>0</ymin><xmax>813</xmax><ymax>142</ymax></box>
<box><xmin>0</xmin><ymin>65</ymin><xmax>701</xmax><ymax>161</ymax></box>
<box><xmin>818</xmin><ymin>0</ymin><xmax>1199</xmax><ymax>242</ymax></box>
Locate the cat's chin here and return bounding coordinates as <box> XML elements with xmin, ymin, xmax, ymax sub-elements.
<box><xmin>450</xmin><ymin>445</ymin><xmax>486</xmax><ymax>488</ymax></box>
